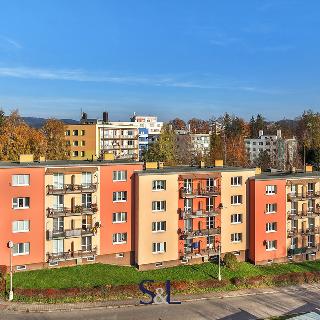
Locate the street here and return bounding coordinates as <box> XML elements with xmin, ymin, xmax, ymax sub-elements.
<box><xmin>2</xmin><ymin>285</ymin><xmax>320</xmax><ymax>320</ymax></box>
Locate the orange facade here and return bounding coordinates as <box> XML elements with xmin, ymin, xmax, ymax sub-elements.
<box><xmin>249</xmin><ymin>178</ymin><xmax>287</xmax><ymax>264</ymax></box>
<box><xmin>0</xmin><ymin>167</ymin><xmax>45</xmax><ymax>268</ymax></box>
<box><xmin>178</xmin><ymin>174</ymin><xmax>221</xmax><ymax>260</ymax></box>
<box><xmin>99</xmin><ymin>163</ymin><xmax>143</xmax><ymax>259</ymax></box>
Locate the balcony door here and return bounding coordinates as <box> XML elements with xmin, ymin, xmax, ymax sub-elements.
<box><xmin>206</xmin><ymin>217</ymin><xmax>215</xmax><ymax>229</ymax></box>
<box><xmin>53</xmin><ymin>217</ymin><xmax>64</xmax><ymax>232</ymax></box>
<box><xmin>184</xmin><ymin>199</ymin><xmax>192</xmax><ymax>213</ymax></box>
<box><xmin>82</xmin><ymin>215</ymin><xmax>92</xmax><ymax>230</ymax></box>
<box><xmin>206</xmin><ymin>197</ymin><xmax>215</xmax><ymax>212</ymax></box>
<box><xmin>82</xmin><ymin>236</ymin><xmax>92</xmax><ymax>251</ymax></box>
<box><xmin>206</xmin><ymin>178</ymin><xmax>215</xmax><ymax>191</ymax></box>
<box><xmin>184</xmin><ymin>218</ymin><xmax>192</xmax><ymax>232</ymax></box>
<box><xmin>82</xmin><ymin>193</ymin><xmax>92</xmax><ymax>208</ymax></box>
<box><xmin>82</xmin><ymin>172</ymin><xmax>92</xmax><ymax>187</ymax></box>
<box><xmin>53</xmin><ymin>195</ymin><xmax>64</xmax><ymax>211</ymax></box>
<box><xmin>53</xmin><ymin>173</ymin><xmax>64</xmax><ymax>189</ymax></box>
<box><xmin>52</xmin><ymin>239</ymin><xmax>64</xmax><ymax>254</ymax></box>
<box><xmin>183</xmin><ymin>179</ymin><xmax>192</xmax><ymax>193</ymax></box>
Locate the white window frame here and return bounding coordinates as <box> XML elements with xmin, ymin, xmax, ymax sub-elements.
<box><xmin>152</xmin><ymin>180</ymin><xmax>166</xmax><ymax>191</ymax></box>
<box><xmin>12</xmin><ymin>242</ymin><xmax>30</xmax><ymax>256</ymax></box>
<box><xmin>231</xmin><ymin>214</ymin><xmax>242</xmax><ymax>224</ymax></box>
<box><xmin>12</xmin><ymin>197</ymin><xmax>30</xmax><ymax>209</ymax></box>
<box><xmin>112</xmin><ymin>212</ymin><xmax>127</xmax><ymax>223</ymax></box>
<box><xmin>152</xmin><ymin>201</ymin><xmax>166</xmax><ymax>212</ymax></box>
<box><xmin>231</xmin><ymin>176</ymin><xmax>242</xmax><ymax>187</ymax></box>
<box><xmin>112</xmin><ymin>233</ymin><xmax>127</xmax><ymax>244</ymax></box>
<box><xmin>152</xmin><ymin>221</ymin><xmax>166</xmax><ymax>232</ymax></box>
<box><xmin>12</xmin><ymin>220</ymin><xmax>30</xmax><ymax>233</ymax></box>
<box><xmin>231</xmin><ymin>195</ymin><xmax>242</xmax><ymax>205</ymax></box>
<box><xmin>266</xmin><ymin>185</ymin><xmax>277</xmax><ymax>195</ymax></box>
<box><xmin>266</xmin><ymin>222</ymin><xmax>277</xmax><ymax>233</ymax></box>
<box><xmin>113</xmin><ymin>171</ymin><xmax>127</xmax><ymax>182</ymax></box>
<box><xmin>81</xmin><ymin>172</ymin><xmax>92</xmax><ymax>186</ymax></box>
<box><xmin>152</xmin><ymin>242</ymin><xmax>166</xmax><ymax>254</ymax></box>
<box><xmin>12</xmin><ymin>174</ymin><xmax>30</xmax><ymax>186</ymax></box>
<box><xmin>52</xmin><ymin>239</ymin><xmax>64</xmax><ymax>254</ymax></box>
<box><xmin>266</xmin><ymin>240</ymin><xmax>277</xmax><ymax>251</ymax></box>
<box><xmin>231</xmin><ymin>233</ymin><xmax>242</xmax><ymax>243</ymax></box>
<box><xmin>266</xmin><ymin>203</ymin><xmax>277</xmax><ymax>214</ymax></box>
<box><xmin>113</xmin><ymin>191</ymin><xmax>127</xmax><ymax>202</ymax></box>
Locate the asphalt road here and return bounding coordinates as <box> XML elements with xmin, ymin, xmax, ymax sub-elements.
<box><xmin>2</xmin><ymin>285</ymin><xmax>320</xmax><ymax>320</ymax></box>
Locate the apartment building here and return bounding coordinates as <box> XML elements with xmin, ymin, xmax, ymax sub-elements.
<box><xmin>134</xmin><ymin>162</ymin><xmax>256</xmax><ymax>270</ymax></box>
<box><xmin>64</xmin><ymin>113</ymin><xmax>139</xmax><ymax>160</ymax></box>
<box><xmin>244</xmin><ymin>130</ymin><xmax>297</xmax><ymax>169</ymax></box>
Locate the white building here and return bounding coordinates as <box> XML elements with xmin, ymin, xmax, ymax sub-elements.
<box><xmin>245</xmin><ymin>130</ymin><xmax>297</xmax><ymax>169</ymax></box>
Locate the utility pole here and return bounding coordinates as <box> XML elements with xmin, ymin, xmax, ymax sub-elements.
<box><xmin>218</xmin><ymin>243</ymin><xmax>221</xmax><ymax>281</ymax></box>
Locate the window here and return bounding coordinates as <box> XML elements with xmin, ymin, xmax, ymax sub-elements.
<box><xmin>82</xmin><ymin>193</ymin><xmax>92</xmax><ymax>208</ymax></box>
<box><xmin>152</xmin><ymin>242</ymin><xmax>166</xmax><ymax>253</ymax></box>
<box><xmin>308</xmin><ymin>183</ymin><xmax>315</xmax><ymax>193</ymax></box>
<box><xmin>12</xmin><ymin>197</ymin><xmax>30</xmax><ymax>209</ymax></box>
<box><xmin>53</xmin><ymin>217</ymin><xmax>64</xmax><ymax>232</ymax></box>
<box><xmin>206</xmin><ymin>216</ymin><xmax>214</xmax><ymax>229</ymax></box>
<box><xmin>231</xmin><ymin>214</ymin><xmax>242</xmax><ymax>224</ymax></box>
<box><xmin>152</xmin><ymin>221</ymin><xmax>166</xmax><ymax>232</ymax></box>
<box><xmin>206</xmin><ymin>178</ymin><xmax>215</xmax><ymax>190</ymax></box>
<box><xmin>266</xmin><ymin>185</ymin><xmax>277</xmax><ymax>195</ymax></box>
<box><xmin>12</xmin><ymin>174</ymin><xmax>30</xmax><ymax>186</ymax></box>
<box><xmin>183</xmin><ymin>179</ymin><xmax>193</xmax><ymax>193</ymax></box>
<box><xmin>266</xmin><ymin>222</ymin><xmax>277</xmax><ymax>232</ymax></box>
<box><xmin>81</xmin><ymin>130</ymin><xmax>85</xmax><ymax>136</ymax></box>
<box><xmin>112</xmin><ymin>233</ymin><xmax>127</xmax><ymax>244</ymax></box>
<box><xmin>16</xmin><ymin>265</ymin><xmax>27</xmax><ymax>271</ymax></box>
<box><xmin>266</xmin><ymin>240</ymin><xmax>277</xmax><ymax>251</ymax></box>
<box><xmin>72</xmin><ymin>151</ymin><xmax>79</xmax><ymax>157</ymax></box>
<box><xmin>113</xmin><ymin>191</ymin><xmax>127</xmax><ymax>202</ymax></box>
<box><xmin>65</xmin><ymin>130</ymin><xmax>70</xmax><ymax>136</ymax></box>
<box><xmin>13</xmin><ymin>242</ymin><xmax>30</xmax><ymax>256</ymax></box>
<box><xmin>81</xmin><ymin>140</ymin><xmax>86</xmax><ymax>146</ymax></box>
<box><xmin>152</xmin><ymin>201</ymin><xmax>166</xmax><ymax>211</ymax></box>
<box><xmin>231</xmin><ymin>233</ymin><xmax>242</xmax><ymax>243</ymax></box>
<box><xmin>231</xmin><ymin>195</ymin><xmax>242</xmax><ymax>205</ymax></box>
<box><xmin>53</xmin><ymin>239</ymin><xmax>64</xmax><ymax>254</ymax></box>
<box><xmin>152</xmin><ymin>180</ymin><xmax>166</xmax><ymax>191</ymax></box>
<box><xmin>82</xmin><ymin>236</ymin><xmax>92</xmax><ymax>251</ymax></box>
<box><xmin>72</xmin><ymin>130</ymin><xmax>78</xmax><ymax>136</ymax></box>
<box><xmin>12</xmin><ymin>220</ymin><xmax>30</xmax><ymax>233</ymax></box>
<box><xmin>206</xmin><ymin>197</ymin><xmax>215</xmax><ymax>212</ymax></box>
<box><xmin>113</xmin><ymin>171</ymin><xmax>127</xmax><ymax>181</ymax></box>
<box><xmin>73</xmin><ymin>140</ymin><xmax>79</xmax><ymax>146</ymax></box>
<box><xmin>81</xmin><ymin>151</ymin><xmax>85</xmax><ymax>157</ymax></box>
<box><xmin>66</xmin><ymin>140</ymin><xmax>71</xmax><ymax>146</ymax></box>
<box><xmin>231</xmin><ymin>176</ymin><xmax>242</xmax><ymax>186</ymax></box>
<box><xmin>113</xmin><ymin>212</ymin><xmax>127</xmax><ymax>223</ymax></box>
<box><xmin>82</xmin><ymin>172</ymin><xmax>92</xmax><ymax>186</ymax></box>
<box><xmin>266</xmin><ymin>203</ymin><xmax>277</xmax><ymax>213</ymax></box>
<box><xmin>184</xmin><ymin>198</ymin><xmax>192</xmax><ymax>212</ymax></box>
<box><xmin>53</xmin><ymin>173</ymin><xmax>64</xmax><ymax>189</ymax></box>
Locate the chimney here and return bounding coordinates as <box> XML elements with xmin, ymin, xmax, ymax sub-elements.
<box><xmin>214</xmin><ymin>159</ymin><xmax>223</xmax><ymax>167</ymax></box>
<box><xmin>103</xmin><ymin>112</ymin><xmax>109</xmax><ymax>123</ymax></box>
<box><xmin>277</xmin><ymin>129</ymin><xmax>282</xmax><ymax>138</ymax></box>
<box><xmin>258</xmin><ymin>130</ymin><xmax>264</xmax><ymax>137</ymax></box>
<box><xmin>305</xmin><ymin>164</ymin><xmax>313</xmax><ymax>173</ymax></box>
<box><xmin>199</xmin><ymin>161</ymin><xmax>205</xmax><ymax>168</ymax></box>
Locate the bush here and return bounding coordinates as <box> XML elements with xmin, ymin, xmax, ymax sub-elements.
<box><xmin>223</xmin><ymin>253</ymin><xmax>238</xmax><ymax>270</ymax></box>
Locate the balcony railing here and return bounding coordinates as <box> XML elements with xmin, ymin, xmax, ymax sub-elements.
<box><xmin>47</xmin><ymin>247</ymin><xmax>97</xmax><ymax>263</ymax></box>
<box><xmin>47</xmin><ymin>204</ymin><xmax>98</xmax><ymax>217</ymax></box>
<box><xmin>287</xmin><ymin>210</ymin><xmax>320</xmax><ymax>219</ymax></box>
<box><xmin>47</xmin><ymin>183</ymin><xmax>97</xmax><ymax>195</ymax></box>
<box><xmin>180</xmin><ymin>247</ymin><xmax>218</xmax><ymax>258</ymax></box>
<box><xmin>288</xmin><ymin>244</ymin><xmax>320</xmax><ymax>255</ymax></box>
<box><xmin>180</xmin><ymin>187</ymin><xmax>220</xmax><ymax>198</ymax></box>
<box><xmin>179</xmin><ymin>227</ymin><xmax>221</xmax><ymax>240</ymax></box>
<box><xmin>180</xmin><ymin>208</ymin><xmax>220</xmax><ymax>219</ymax></box>
<box><xmin>47</xmin><ymin>226</ymin><xmax>95</xmax><ymax>240</ymax></box>
<box><xmin>287</xmin><ymin>191</ymin><xmax>320</xmax><ymax>201</ymax></box>
<box><xmin>287</xmin><ymin>227</ymin><xmax>320</xmax><ymax>237</ymax></box>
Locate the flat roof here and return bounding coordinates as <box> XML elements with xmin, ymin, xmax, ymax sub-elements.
<box><xmin>136</xmin><ymin>166</ymin><xmax>256</xmax><ymax>175</ymax></box>
<box><xmin>0</xmin><ymin>159</ymin><xmax>143</xmax><ymax>169</ymax></box>
<box><xmin>252</xmin><ymin>170</ymin><xmax>320</xmax><ymax>181</ymax></box>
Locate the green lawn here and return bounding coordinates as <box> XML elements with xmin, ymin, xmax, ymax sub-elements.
<box><xmin>10</xmin><ymin>260</ymin><xmax>320</xmax><ymax>289</ymax></box>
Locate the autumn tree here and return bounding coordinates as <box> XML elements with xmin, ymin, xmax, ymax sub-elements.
<box><xmin>143</xmin><ymin>124</ymin><xmax>177</xmax><ymax>165</ymax></box>
<box><xmin>248</xmin><ymin>114</ymin><xmax>267</xmax><ymax>138</ymax></box>
<box><xmin>188</xmin><ymin>118</ymin><xmax>210</xmax><ymax>133</ymax></box>
<box><xmin>42</xmin><ymin>119</ymin><xmax>70</xmax><ymax>160</ymax></box>
<box><xmin>169</xmin><ymin>118</ymin><xmax>186</xmax><ymax>130</ymax></box>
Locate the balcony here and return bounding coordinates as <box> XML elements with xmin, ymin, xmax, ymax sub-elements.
<box><xmin>287</xmin><ymin>227</ymin><xmax>320</xmax><ymax>237</ymax></box>
<box><xmin>287</xmin><ymin>210</ymin><xmax>320</xmax><ymax>219</ymax></box>
<box><xmin>181</xmin><ymin>247</ymin><xmax>218</xmax><ymax>258</ymax></box>
<box><xmin>179</xmin><ymin>227</ymin><xmax>221</xmax><ymax>240</ymax></box>
<box><xmin>287</xmin><ymin>191</ymin><xmax>320</xmax><ymax>201</ymax></box>
<box><xmin>180</xmin><ymin>208</ymin><xmax>220</xmax><ymax>219</ymax></box>
<box><xmin>47</xmin><ymin>204</ymin><xmax>98</xmax><ymax>217</ymax></box>
<box><xmin>47</xmin><ymin>226</ymin><xmax>95</xmax><ymax>240</ymax></box>
<box><xmin>47</xmin><ymin>183</ymin><xmax>97</xmax><ymax>195</ymax></box>
<box><xmin>288</xmin><ymin>244</ymin><xmax>320</xmax><ymax>256</ymax></box>
<box><xmin>180</xmin><ymin>187</ymin><xmax>220</xmax><ymax>198</ymax></box>
<box><xmin>47</xmin><ymin>247</ymin><xmax>97</xmax><ymax>263</ymax></box>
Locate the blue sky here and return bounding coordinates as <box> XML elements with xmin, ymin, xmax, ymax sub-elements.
<box><xmin>0</xmin><ymin>0</ymin><xmax>319</xmax><ymax>121</ymax></box>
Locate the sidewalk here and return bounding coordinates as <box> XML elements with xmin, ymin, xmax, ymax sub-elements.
<box><xmin>1</xmin><ymin>284</ymin><xmax>319</xmax><ymax>313</ymax></box>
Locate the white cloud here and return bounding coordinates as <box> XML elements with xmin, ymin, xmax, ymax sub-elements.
<box><xmin>0</xmin><ymin>35</ymin><xmax>22</xmax><ymax>49</ymax></box>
